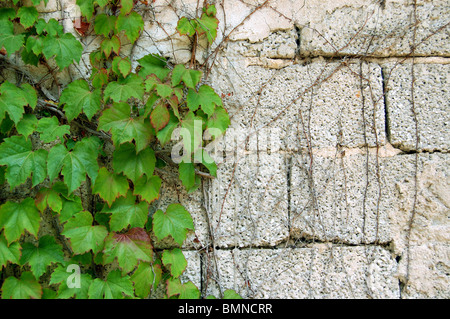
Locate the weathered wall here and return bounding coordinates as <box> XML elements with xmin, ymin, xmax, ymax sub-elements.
<box><xmin>3</xmin><ymin>0</ymin><xmax>449</xmax><ymax>298</ymax></box>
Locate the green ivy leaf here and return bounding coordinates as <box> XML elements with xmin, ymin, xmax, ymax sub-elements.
<box><xmin>112</xmin><ymin>142</ymin><xmax>155</xmax><ymax>184</ymax></box>
<box><xmin>16</xmin><ymin>114</ymin><xmax>38</xmax><ymax>139</ymax></box>
<box><xmin>59</xmin><ymin>197</ymin><xmax>83</xmax><ymax>224</ymax></box>
<box><xmin>0</xmin><ymin>166</ymin><xmax>5</xmax><ymax>185</ymax></box>
<box><xmin>91</xmin><ymin>69</ymin><xmax>109</xmax><ymax>89</ymax></box>
<box><xmin>103</xmin><ymin>228</ymin><xmax>153</xmax><ymax>273</ymax></box>
<box><xmin>101</xmin><ymin>35</ymin><xmax>120</xmax><ymax>58</ymax></box>
<box><xmin>131</xmin><ymin>261</ymin><xmax>161</xmax><ymax>299</ymax></box>
<box><xmin>138</xmin><ymin>54</ymin><xmax>170</xmax><ymax>81</ymax></box>
<box><xmin>186</xmin><ymin>85</ymin><xmax>222</xmax><ymax>116</ymax></box>
<box><xmin>36</xmin><ymin>116</ymin><xmax>70</xmax><ymax>143</ymax></box>
<box><xmin>25</xmin><ymin>35</ymin><xmax>44</xmax><ymax>55</ymax></box>
<box><xmin>35</xmin><ymin>18</ymin><xmax>64</xmax><ymax>37</ymax></box>
<box><xmin>62</xmin><ymin>211</ymin><xmax>108</xmax><ymax>255</ymax></box>
<box><xmin>171</xmin><ymin>64</ymin><xmax>202</xmax><ymax>89</ymax></box>
<box><xmin>20</xmin><ymin>236</ymin><xmax>64</xmax><ymax>279</ymax></box>
<box><xmin>98</xmin><ymin>102</ymin><xmax>152</xmax><ymax>152</ymax></box>
<box><xmin>76</xmin><ymin>0</ymin><xmax>95</xmax><ymax>20</ymax></box>
<box><xmin>0</xmin><ymin>20</ymin><xmax>25</xmax><ymax>56</ymax></box>
<box><xmin>176</xmin><ymin>17</ymin><xmax>196</xmax><ymax>37</ymax></box>
<box><xmin>155</xmin><ymin>83</ymin><xmax>173</xmax><ymax>99</ymax></box>
<box><xmin>42</xmin><ymin>288</ymin><xmax>57</xmax><ymax>299</ymax></box>
<box><xmin>60</xmin><ymin>79</ymin><xmax>102</xmax><ymax>121</ymax></box>
<box><xmin>0</xmin><ymin>233</ymin><xmax>21</xmax><ymax>269</ymax></box>
<box><xmin>196</xmin><ymin>12</ymin><xmax>219</xmax><ymax>44</ymax></box>
<box><xmin>133</xmin><ymin>175</ymin><xmax>161</xmax><ymax>204</ymax></box>
<box><xmin>47</xmin><ymin>136</ymin><xmax>101</xmax><ymax>193</ymax></box>
<box><xmin>21</xmin><ymin>46</ymin><xmax>40</xmax><ymax>66</ymax></box>
<box><xmin>195</xmin><ymin>148</ymin><xmax>217</xmax><ymax>177</ymax></box>
<box><xmin>0</xmin><ymin>198</ymin><xmax>40</xmax><ymax>245</ymax></box>
<box><xmin>162</xmin><ymin>248</ymin><xmax>187</xmax><ymax>278</ymax></box>
<box><xmin>204</xmin><ymin>4</ymin><xmax>217</xmax><ymax>16</ymax></box>
<box><xmin>42</xmin><ymin>33</ymin><xmax>83</xmax><ymax>70</ymax></box>
<box><xmin>17</xmin><ymin>6</ymin><xmax>38</xmax><ymax>29</ymax></box>
<box><xmin>0</xmin><ymin>81</ymin><xmax>37</xmax><ymax>125</ymax></box>
<box><xmin>115</xmin><ymin>11</ymin><xmax>144</xmax><ymax>44</ymax></box>
<box><xmin>49</xmin><ymin>263</ymin><xmax>93</xmax><ymax>299</ymax></box>
<box><xmin>88</xmin><ymin>269</ymin><xmax>134</xmax><ymax>299</ymax></box>
<box><xmin>178</xmin><ymin>161</ymin><xmax>196</xmax><ymax>191</ymax></box>
<box><xmin>1</xmin><ymin>271</ymin><xmax>42</xmax><ymax>299</ymax></box>
<box><xmin>0</xmin><ymin>8</ymin><xmax>16</xmax><ymax>21</ymax></box>
<box><xmin>120</xmin><ymin>0</ymin><xmax>133</xmax><ymax>15</ymax></box>
<box><xmin>166</xmin><ymin>278</ymin><xmax>200</xmax><ymax>299</ymax></box>
<box><xmin>101</xmin><ymin>190</ymin><xmax>148</xmax><ymax>231</ymax></box>
<box><xmin>206</xmin><ymin>106</ymin><xmax>230</xmax><ymax>134</ymax></box>
<box><xmin>112</xmin><ymin>56</ymin><xmax>131</xmax><ymax>78</ymax></box>
<box><xmin>223</xmin><ymin>289</ymin><xmax>243</xmax><ymax>299</ymax></box>
<box><xmin>150</xmin><ymin>102</ymin><xmax>170</xmax><ymax>132</ymax></box>
<box><xmin>92</xmin><ymin>167</ymin><xmax>129</xmax><ymax>207</ymax></box>
<box><xmin>156</xmin><ymin>109</ymin><xmax>179</xmax><ymax>146</ymax></box>
<box><xmin>152</xmin><ymin>203</ymin><xmax>194</xmax><ymax>245</ymax></box>
<box><xmin>104</xmin><ymin>74</ymin><xmax>144</xmax><ymax>102</ymax></box>
<box><xmin>94</xmin><ymin>14</ymin><xmax>117</xmax><ymax>37</ymax></box>
<box><xmin>180</xmin><ymin>111</ymin><xmax>204</xmax><ymax>156</ymax></box>
<box><xmin>0</xmin><ymin>135</ymin><xmax>47</xmax><ymax>189</ymax></box>
<box><xmin>35</xmin><ymin>187</ymin><xmax>63</xmax><ymax>213</ymax></box>
<box><xmin>95</xmin><ymin>0</ymin><xmax>109</xmax><ymax>8</ymax></box>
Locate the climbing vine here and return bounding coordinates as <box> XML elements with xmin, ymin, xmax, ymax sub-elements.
<box><xmin>0</xmin><ymin>0</ymin><xmax>236</xmax><ymax>299</ymax></box>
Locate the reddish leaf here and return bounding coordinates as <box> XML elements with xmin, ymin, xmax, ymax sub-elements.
<box><xmin>73</xmin><ymin>18</ymin><xmax>90</xmax><ymax>37</ymax></box>
<box><xmin>103</xmin><ymin>228</ymin><xmax>153</xmax><ymax>273</ymax></box>
<box><xmin>150</xmin><ymin>102</ymin><xmax>170</xmax><ymax>132</ymax></box>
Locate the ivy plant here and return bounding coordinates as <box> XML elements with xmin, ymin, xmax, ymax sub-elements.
<box><xmin>0</xmin><ymin>0</ymin><xmax>237</xmax><ymax>299</ymax></box>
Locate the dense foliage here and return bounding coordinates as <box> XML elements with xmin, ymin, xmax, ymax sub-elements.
<box><xmin>0</xmin><ymin>0</ymin><xmax>236</xmax><ymax>299</ymax></box>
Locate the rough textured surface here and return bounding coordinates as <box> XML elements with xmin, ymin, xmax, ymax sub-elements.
<box><xmin>208</xmin><ymin>153</ymin><xmax>289</xmax><ymax>247</ymax></box>
<box><xmin>1</xmin><ymin>0</ymin><xmax>448</xmax><ymax>299</ymax></box>
<box><xmin>204</xmin><ymin>246</ymin><xmax>400</xmax><ymax>299</ymax></box>
<box><xmin>383</xmin><ymin>153</ymin><xmax>450</xmax><ymax>298</ymax></box>
<box><xmin>290</xmin><ymin>151</ymin><xmax>391</xmax><ymax>245</ymax></box>
<box><xmin>384</xmin><ymin>62</ymin><xmax>450</xmax><ymax>152</ymax></box>
<box><xmin>208</xmin><ymin>59</ymin><xmax>386</xmax><ymax>151</ymax></box>
<box><xmin>297</xmin><ymin>0</ymin><xmax>450</xmax><ymax>57</ymax></box>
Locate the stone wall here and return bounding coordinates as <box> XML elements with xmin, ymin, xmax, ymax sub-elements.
<box><xmin>2</xmin><ymin>0</ymin><xmax>449</xmax><ymax>298</ymax></box>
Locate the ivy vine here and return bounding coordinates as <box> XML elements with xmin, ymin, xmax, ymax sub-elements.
<box><xmin>0</xmin><ymin>0</ymin><xmax>237</xmax><ymax>299</ymax></box>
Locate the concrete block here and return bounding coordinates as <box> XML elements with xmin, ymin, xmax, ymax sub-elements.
<box><xmin>208</xmin><ymin>59</ymin><xmax>386</xmax><ymax>151</ymax></box>
<box><xmin>384</xmin><ymin>62</ymin><xmax>450</xmax><ymax>152</ymax></box>
<box><xmin>382</xmin><ymin>153</ymin><xmax>450</xmax><ymax>298</ymax></box>
<box><xmin>205</xmin><ymin>246</ymin><xmax>399</xmax><ymax>299</ymax></box>
<box><xmin>207</xmin><ymin>153</ymin><xmax>289</xmax><ymax>247</ymax></box>
<box><xmin>290</xmin><ymin>150</ymin><xmax>392</xmax><ymax>245</ymax></box>
<box><xmin>224</xmin><ymin>29</ymin><xmax>298</xmax><ymax>59</ymax></box>
<box><xmin>297</xmin><ymin>0</ymin><xmax>450</xmax><ymax>57</ymax></box>
<box><xmin>220</xmin><ymin>0</ymin><xmax>294</xmax><ymax>43</ymax></box>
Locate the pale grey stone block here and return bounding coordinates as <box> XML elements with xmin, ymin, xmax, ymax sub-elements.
<box><xmin>205</xmin><ymin>246</ymin><xmax>399</xmax><ymax>299</ymax></box>
<box><xmin>384</xmin><ymin>62</ymin><xmax>450</xmax><ymax>151</ymax></box>
<box><xmin>207</xmin><ymin>153</ymin><xmax>289</xmax><ymax>247</ymax></box>
<box><xmin>290</xmin><ymin>151</ymin><xmax>391</xmax><ymax>245</ymax></box>
<box><xmin>209</xmin><ymin>59</ymin><xmax>386</xmax><ymax>151</ymax></box>
<box><xmin>298</xmin><ymin>0</ymin><xmax>450</xmax><ymax>57</ymax></box>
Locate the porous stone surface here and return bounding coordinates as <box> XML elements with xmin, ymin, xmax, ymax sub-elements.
<box><xmin>2</xmin><ymin>0</ymin><xmax>447</xmax><ymax>300</ymax></box>
<box><xmin>384</xmin><ymin>62</ymin><xmax>450</xmax><ymax>152</ymax></box>
<box><xmin>382</xmin><ymin>153</ymin><xmax>450</xmax><ymax>298</ymax></box>
<box><xmin>208</xmin><ymin>152</ymin><xmax>289</xmax><ymax>247</ymax></box>
<box><xmin>297</xmin><ymin>0</ymin><xmax>450</xmax><ymax>57</ymax></box>
<box><xmin>208</xmin><ymin>59</ymin><xmax>386</xmax><ymax>151</ymax></box>
<box><xmin>290</xmin><ymin>150</ymin><xmax>392</xmax><ymax>245</ymax></box>
<box><xmin>204</xmin><ymin>246</ymin><xmax>400</xmax><ymax>299</ymax></box>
